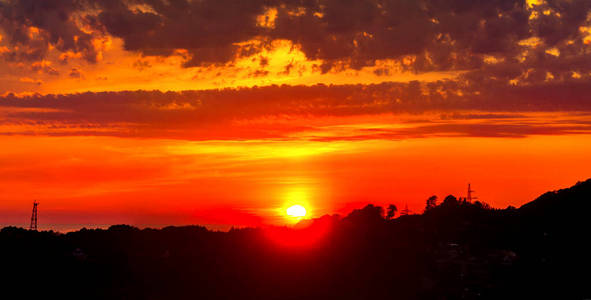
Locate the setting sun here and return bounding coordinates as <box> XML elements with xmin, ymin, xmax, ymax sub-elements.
<box><xmin>286</xmin><ymin>205</ymin><xmax>307</xmax><ymax>218</ymax></box>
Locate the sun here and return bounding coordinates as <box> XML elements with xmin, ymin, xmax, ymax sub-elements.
<box><xmin>286</xmin><ymin>204</ymin><xmax>307</xmax><ymax>218</ymax></box>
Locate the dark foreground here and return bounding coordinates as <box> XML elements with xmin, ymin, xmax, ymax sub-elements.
<box><xmin>2</xmin><ymin>179</ymin><xmax>591</xmax><ymax>300</ymax></box>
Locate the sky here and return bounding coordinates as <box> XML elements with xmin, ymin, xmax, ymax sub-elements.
<box><xmin>1</xmin><ymin>0</ymin><xmax>591</xmax><ymax>230</ymax></box>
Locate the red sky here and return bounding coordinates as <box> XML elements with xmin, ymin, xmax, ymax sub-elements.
<box><xmin>1</xmin><ymin>0</ymin><xmax>591</xmax><ymax>230</ymax></box>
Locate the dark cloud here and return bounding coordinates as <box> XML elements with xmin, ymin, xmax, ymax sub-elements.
<box><xmin>248</xmin><ymin>69</ymin><xmax>270</xmax><ymax>77</ymax></box>
<box><xmin>30</xmin><ymin>61</ymin><xmax>60</xmax><ymax>76</ymax></box>
<box><xmin>1</xmin><ymin>81</ymin><xmax>591</xmax><ymax>140</ymax></box>
<box><xmin>531</xmin><ymin>0</ymin><xmax>591</xmax><ymax>46</ymax></box>
<box><xmin>1</xmin><ymin>0</ymin><xmax>590</xmax><ymax>84</ymax></box>
<box><xmin>439</xmin><ymin>113</ymin><xmax>528</xmax><ymax>120</ymax></box>
<box><xmin>2</xmin><ymin>81</ymin><xmax>591</xmax><ymax>121</ymax></box>
<box><xmin>307</xmin><ymin>122</ymin><xmax>591</xmax><ymax>142</ymax></box>
<box><xmin>133</xmin><ymin>59</ymin><xmax>152</xmax><ymax>71</ymax></box>
<box><xmin>279</xmin><ymin>61</ymin><xmax>295</xmax><ymax>75</ymax></box>
<box><xmin>0</xmin><ymin>0</ymin><xmax>103</xmax><ymax>63</ymax></box>
<box><xmin>92</xmin><ymin>0</ymin><xmax>268</xmax><ymax>66</ymax></box>
<box><xmin>69</xmin><ymin>67</ymin><xmax>83</xmax><ymax>78</ymax></box>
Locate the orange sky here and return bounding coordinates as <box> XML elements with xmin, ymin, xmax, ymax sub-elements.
<box><xmin>1</xmin><ymin>123</ymin><xmax>590</xmax><ymax>231</ymax></box>
<box><xmin>1</xmin><ymin>0</ymin><xmax>591</xmax><ymax>230</ymax></box>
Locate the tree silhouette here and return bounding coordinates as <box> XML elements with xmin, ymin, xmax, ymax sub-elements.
<box><xmin>425</xmin><ymin>195</ymin><xmax>437</xmax><ymax>212</ymax></box>
<box><xmin>343</xmin><ymin>204</ymin><xmax>384</xmax><ymax>224</ymax></box>
<box><xmin>386</xmin><ymin>204</ymin><xmax>398</xmax><ymax>220</ymax></box>
<box><xmin>442</xmin><ymin>195</ymin><xmax>458</xmax><ymax>207</ymax></box>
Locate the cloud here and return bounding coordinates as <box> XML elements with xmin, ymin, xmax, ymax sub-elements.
<box><xmin>69</xmin><ymin>67</ymin><xmax>84</xmax><ymax>78</ymax></box>
<box><xmin>0</xmin><ymin>0</ymin><xmax>590</xmax><ymax>86</ymax></box>
<box><xmin>1</xmin><ymin>82</ymin><xmax>591</xmax><ymax>140</ymax></box>
<box><xmin>18</xmin><ymin>77</ymin><xmax>43</xmax><ymax>85</ymax></box>
<box><xmin>90</xmin><ymin>0</ymin><xmax>268</xmax><ymax>66</ymax></box>
<box><xmin>2</xmin><ymin>1</ymin><xmax>591</xmax><ymax>139</ymax></box>
<box><xmin>31</xmin><ymin>61</ymin><xmax>60</xmax><ymax>76</ymax></box>
<box><xmin>307</xmin><ymin>122</ymin><xmax>591</xmax><ymax>142</ymax></box>
<box><xmin>133</xmin><ymin>59</ymin><xmax>152</xmax><ymax>71</ymax></box>
<box><xmin>0</xmin><ymin>0</ymin><xmax>105</xmax><ymax>63</ymax></box>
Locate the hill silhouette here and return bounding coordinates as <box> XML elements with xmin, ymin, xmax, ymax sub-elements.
<box><xmin>2</xmin><ymin>180</ymin><xmax>590</xmax><ymax>300</ymax></box>
<box><xmin>520</xmin><ymin>178</ymin><xmax>591</xmax><ymax>216</ymax></box>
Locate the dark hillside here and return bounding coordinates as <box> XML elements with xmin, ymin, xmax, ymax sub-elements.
<box><xmin>2</xmin><ymin>180</ymin><xmax>590</xmax><ymax>300</ymax></box>
<box><xmin>519</xmin><ymin>178</ymin><xmax>591</xmax><ymax>218</ymax></box>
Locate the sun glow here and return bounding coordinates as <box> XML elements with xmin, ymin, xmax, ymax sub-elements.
<box><xmin>280</xmin><ymin>187</ymin><xmax>314</xmax><ymax>223</ymax></box>
<box><xmin>286</xmin><ymin>204</ymin><xmax>307</xmax><ymax>217</ymax></box>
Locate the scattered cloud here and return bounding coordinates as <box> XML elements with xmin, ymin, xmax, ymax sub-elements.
<box><xmin>1</xmin><ymin>0</ymin><xmax>590</xmax><ymax>85</ymax></box>
<box><xmin>69</xmin><ymin>67</ymin><xmax>84</xmax><ymax>79</ymax></box>
<box><xmin>133</xmin><ymin>59</ymin><xmax>152</xmax><ymax>71</ymax></box>
<box><xmin>31</xmin><ymin>61</ymin><xmax>59</xmax><ymax>76</ymax></box>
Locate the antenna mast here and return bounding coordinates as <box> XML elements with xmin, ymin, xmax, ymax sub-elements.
<box><xmin>29</xmin><ymin>201</ymin><xmax>38</xmax><ymax>231</ymax></box>
<box><xmin>467</xmin><ymin>183</ymin><xmax>477</xmax><ymax>203</ymax></box>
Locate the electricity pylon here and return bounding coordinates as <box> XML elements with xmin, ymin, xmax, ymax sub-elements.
<box><xmin>29</xmin><ymin>201</ymin><xmax>38</xmax><ymax>231</ymax></box>
<box><xmin>467</xmin><ymin>183</ymin><xmax>477</xmax><ymax>203</ymax></box>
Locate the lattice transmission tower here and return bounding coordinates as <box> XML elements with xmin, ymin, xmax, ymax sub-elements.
<box><xmin>467</xmin><ymin>183</ymin><xmax>477</xmax><ymax>203</ymax></box>
<box><xmin>400</xmin><ymin>204</ymin><xmax>411</xmax><ymax>216</ymax></box>
<box><xmin>29</xmin><ymin>201</ymin><xmax>38</xmax><ymax>231</ymax></box>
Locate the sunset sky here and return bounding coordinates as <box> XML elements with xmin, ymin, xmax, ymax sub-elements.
<box><xmin>1</xmin><ymin>0</ymin><xmax>591</xmax><ymax>230</ymax></box>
